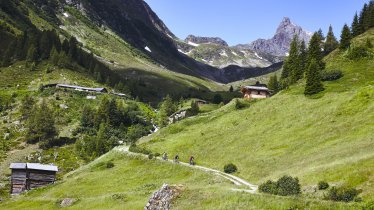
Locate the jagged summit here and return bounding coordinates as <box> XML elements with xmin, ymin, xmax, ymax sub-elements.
<box><xmin>238</xmin><ymin>17</ymin><xmax>312</xmax><ymax>57</ymax></box>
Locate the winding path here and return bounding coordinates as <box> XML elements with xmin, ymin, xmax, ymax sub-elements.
<box><xmin>115</xmin><ymin>146</ymin><xmax>258</xmax><ymax>194</ymax></box>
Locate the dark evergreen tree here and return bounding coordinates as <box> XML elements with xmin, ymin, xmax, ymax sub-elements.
<box><xmin>229</xmin><ymin>85</ymin><xmax>234</xmax><ymax>92</ymax></box>
<box><xmin>308</xmin><ymin>32</ymin><xmax>325</xmax><ymax>70</ymax></box>
<box><xmin>1</xmin><ymin>40</ymin><xmax>16</xmax><ymax>67</ymax></box>
<box><xmin>340</xmin><ymin>24</ymin><xmax>352</xmax><ymax>50</ymax></box>
<box><xmin>50</xmin><ymin>46</ymin><xmax>60</xmax><ymax>65</ymax></box>
<box><xmin>267</xmin><ymin>75</ymin><xmax>280</xmax><ymax>93</ymax></box>
<box><xmin>189</xmin><ymin>100</ymin><xmax>199</xmax><ymax>115</ymax></box>
<box><xmin>359</xmin><ymin>4</ymin><xmax>370</xmax><ymax>32</ymax></box>
<box><xmin>68</xmin><ymin>36</ymin><xmax>78</xmax><ymax>58</ymax></box>
<box><xmin>280</xmin><ymin>59</ymin><xmax>290</xmax><ymax>80</ymax></box>
<box><xmin>26</xmin><ymin>44</ymin><xmax>38</xmax><ymax>62</ymax></box>
<box><xmin>39</xmin><ymin>30</ymin><xmax>53</xmax><ymax>59</ymax></box>
<box><xmin>212</xmin><ymin>93</ymin><xmax>223</xmax><ymax>104</ymax></box>
<box><xmin>324</xmin><ymin>25</ymin><xmax>339</xmax><ymax>54</ymax></box>
<box><xmin>304</xmin><ymin>59</ymin><xmax>324</xmax><ymax>95</ymax></box>
<box><xmin>288</xmin><ymin>35</ymin><xmax>301</xmax><ymax>83</ymax></box>
<box><xmin>26</xmin><ymin>100</ymin><xmax>57</xmax><ymax>144</ymax></box>
<box><xmin>298</xmin><ymin>40</ymin><xmax>308</xmax><ymax>77</ymax></box>
<box><xmin>62</xmin><ymin>39</ymin><xmax>69</xmax><ymax>53</ymax></box>
<box><xmin>317</xmin><ymin>28</ymin><xmax>325</xmax><ymax>41</ymax></box>
<box><xmin>351</xmin><ymin>13</ymin><xmax>361</xmax><ymax>37</ymax></box>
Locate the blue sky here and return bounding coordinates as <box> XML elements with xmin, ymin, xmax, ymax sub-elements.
<box><xmin>144</xmin><ymin>0</ymin><xmax>368</xmax><ymax>46</ymax></box>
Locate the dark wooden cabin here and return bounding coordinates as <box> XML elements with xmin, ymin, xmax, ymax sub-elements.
<box><xmin>10</xmin><ymin>163</ymin><xmax>58</xmax><ymax>195</ymax></box>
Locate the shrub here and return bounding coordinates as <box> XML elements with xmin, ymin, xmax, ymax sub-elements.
<box><xmin>259</xmin><ymin>175</ymin><xmax>301</xmax><ymax>196</ymax></box>
<box><xmin>259</xmin><ymin>180</ymin><xmax>277</xmax><ymax>194</ymax></box>
<box><xmin>148</xmin><ymin>153</ymin><xmax>154</xmax><ymax>159</ymax></box>
<box><xmin>321</xmin><ymin>70</ymin><xmax>343</xmax><ymax>81</ymax></box>
<box><xmin>106</xmin><ymin>161</ymin><xmax>114</xmax><ymax>168</ymax></box>
<box><xmin>154</xmin><ymin>152</ymin><xmax>161</xmax><ymax>157</ymax></box>
<box><xmin>318</xmin><ymin>181</ymin><xmax>329</xmax><ymax>190</ymax></box>
<box><xmin>212</xmin><ymin>94</ymin><xmax>223</xmax><ymax>104</ymax></box>
<box><xmin>224</xmin><ymin>163</ymin><xmax>238</xmax><ymax>174</ymax></box>
<box><xmin>325</xmin><ymin>186</ymin><xmax>360</xmax><ymax>202</ymax></box>
<box><xmin>129</xmin><ymin>144</ymin><xmax>151</xmax><ymax>155</ymax></box>
<box><xmin>346</xmin><ymin>45</ymin><xmax>372</xmax><ymax>60</ymax></box>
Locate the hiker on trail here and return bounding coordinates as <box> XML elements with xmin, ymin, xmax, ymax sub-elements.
<box><xmin>189</xmin><ymin>156</ymin><xmax>195</xmax><ymax>165</ymax></box>
<box><xmin>174</xmin><ymin>154</ymin><xmax>179</xmax><ymax>163</ymax></box>
<box><xmin>162</xmin><ymin>152</ymin><xmax>168</xmax><ymax>161</ymax></box>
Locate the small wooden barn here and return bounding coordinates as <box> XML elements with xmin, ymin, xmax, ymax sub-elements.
<box><xmin>241</xmin><ymin>86</ymin><xmax>271</xmax><ymax>99</ymax></box>
<box><xmin>9</xmin><ymin>163</ymin><xmax>58</xmax><ymax>195</ymax></box>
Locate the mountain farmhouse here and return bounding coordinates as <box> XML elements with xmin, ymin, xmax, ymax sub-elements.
<box><xmin>241</xmin><ymin>86</ymin><xmax>271</xmax><ymax>99</ymax></box>
<box><xmin>9</xmin><ymin>163</ymin><xmax>58</xmax><ymax>195</ymax></box>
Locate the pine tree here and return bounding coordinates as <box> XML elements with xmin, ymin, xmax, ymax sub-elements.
<box><xmin>298</xmin><ymin>40</ymin><xmax>308</xmax><ymax>78</ymax></box>
<box><xmin>1</xmin><ymin>40</ymin><xmax>16</xmax><ymax>67</ymax></box>
<box><xmin>308</xmin><ymin>32</ymin><xmax>325</xmax><ymax>70</ymax></box>
<box><xmin>26</xmin><ymin>100</ymin><xmax>57</xmax><ymax>144</ymax></box>
<box><xmin>351</xmin><ymin>13</ymin><xmax>361</xmax><ymax>37</ymax></box>
<box><xmin>280</xmin><ymin>59</ymin><xmax>290</xmax><ymax>80</ymax></box>
<box><xmin>304</xmin><ymin>59</ymin><xmax>324</xmax><ymax>95</ymax></box>
<box><xmin>39</xmin><ymin>30</ymin><xmax>53</xmax><ymax>59</ymax></box>
<box><xmin>369</xmin><ymin>1</ymin><xmax>374</xmax><ymax>28</ymax></box>
<box><xmin>189</xmin><ymin>100</ymin><xmax>199</xmax><ymax>115</ymax></box>
<box><xmin>324</xmin><ymin>25</ymin><xmax>339</xmax><ymax>54</ymax></box>
<box><xmin>26</xmin><ymin>44</ymin><xmax>38</xmax><ymax>62</ymax></box>
<box><xmin>288</xmin><ymin>35</ymin><xmax>301</xmax><ymax>83</ymax></box>
<box><xmin>340</xmin><ymin>24</ymin><xmax>352</xmax><ymax>50</ymax></box>
<box><xmin>50</xmin><ymin>46</ymin><xmax>60</xmax><ymax>65</ymax></box>
<box><xmin>229</xmin><ymin>85</ymin><xmax>234</xmax><ymax>92</ymax></box>
<box><xmin>157</xmin><ymin>95</ymin><xmax>176</xmax><ymax>127</ymax></box>
<box><xmin>359</xmin><ymin>4</ymin><xmax>370</xmax><ymax>32</ymax></box>
<box><xmin>317</xmin><ymin>28</ymin><xmax>325</xmax><ymax>41</ymax></box>
<box><xmin>268</xmin><ymin>75</ymin><xmax>280</xmax><ymax>93</ymax></box>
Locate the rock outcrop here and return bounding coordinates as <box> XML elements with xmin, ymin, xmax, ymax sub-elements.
<box><xmin>144</xmin><ymin>184</ymin><xmax>182</xmax><ymax>210</ymax></box>
<box><xmin>185</xmin><ymin>35</ymin><xmax>228</xmax><ymax>46</ymax></box>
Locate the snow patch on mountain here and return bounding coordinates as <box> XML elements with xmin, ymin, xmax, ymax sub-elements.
<box><xmin>145</xmin><ymin>46</ymin><xmax>152</xmax><ymax>52</ymax></box>
<box><xmin>188</xmin><ymin>41</ymin><xmax>200</xmax><ymax>47</ymax></box>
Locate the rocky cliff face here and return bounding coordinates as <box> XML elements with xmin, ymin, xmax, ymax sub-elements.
<box><xmin>242</xmin><ymin>17</ymin><xmax>312</xmax><ymax>56</ymax></box>
<box><xmin>185</xmin><ymin>35</ymin><xmax>228</xmax><ymax>46</ymax></box>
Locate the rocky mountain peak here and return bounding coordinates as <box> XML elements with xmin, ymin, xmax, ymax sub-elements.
<box><xmin>185</xmin><ymin>35</ymin><xmax>228</xmax><ymax>46</ymax></box>
<box><xmin>246</xmin><ymin>17</ymin><xmax>312</xmax><ymax>57</ymax></box>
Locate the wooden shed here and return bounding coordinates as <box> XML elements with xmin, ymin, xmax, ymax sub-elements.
<box><xmin>9</xmin><ymin>163</ymin><xmax>58</xmax><ymax>195</ymax></box>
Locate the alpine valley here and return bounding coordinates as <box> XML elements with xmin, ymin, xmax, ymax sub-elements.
<box><xmin>0</xmin><ymin>0</ymin><xmax>373</xmax><ymax>209</ymax></box>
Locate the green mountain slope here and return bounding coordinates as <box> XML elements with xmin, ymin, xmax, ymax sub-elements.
<box><xmin>139</xmin><ymin>29</ymin><xmax>374</xmax><ymax>203</ymax></box>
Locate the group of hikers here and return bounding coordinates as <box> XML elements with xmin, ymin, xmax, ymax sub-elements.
<box><xmin>162</xmin><ymin>152</ymin><xmax>195</xmax><ymax>165</ymax></box>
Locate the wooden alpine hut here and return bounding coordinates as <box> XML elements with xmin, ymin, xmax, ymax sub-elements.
<box><xmin>9</xmin><ymin>163</ymin><xmax>58</xmax><ymax>195</ymax></box>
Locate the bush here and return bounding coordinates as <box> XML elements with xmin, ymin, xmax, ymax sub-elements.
<box><xmin>224</xmin><ymin>163</ymin><xmax>238</xmax><ymax>174</ymax></box>
<box><xmin>325</xmin><ymin>186</ymin><xmax>361</xmax><ymax>202</ymax></box>
<box><xmin>129</xmin><ymin>144</ymin><xmax>151</xmax><ymax>155</ymax></box>
<box><xmin>212</xmin><ymin>94</ymin><xmax>223</xmax><ymax>104</ymax></box>
<box><xmin>321</xmin><ymin>70</ymin><xmax>343</xmax><ymax>81</ymax></box>
<box><xmin>318</xmin><ymin>181</ymin><xmax>329</xmax><ymax>190</ymax></box>
<box><xmin>106</xmin><ymin>161</ymin><xmax>114</xmax><ymax>168</ymax></box>
<box><xmin>259</xmin><ymin>175</ymin><xmax>301</xmax><ymax>196</ymax></box>
<box><xmin>154</xmin><ymin>152</ymin><xmax>161</xmax><ymax>157</ymax></box>
<box><xmin>148</xmin><ymin>153</ymin><xmax>154</xmax><ymax>159</ymax></box>
<box><xmin>346</xmin><ymin>45</ymin><xmax>372</xmax><ymax>60</ymax></box>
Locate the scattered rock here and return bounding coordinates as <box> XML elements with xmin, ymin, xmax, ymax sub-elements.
<box><xmin>59</xmin><ymin>104</ymin><xmax>69</xmax><ymax>109</ymax></box>
<box><xmin>60</xmin><ymin>198</ymin><xmax>76</xmax><ymax>207</ymax></box>
<box><xmin>144</xmin><ymin>184</ymin><xmax>183</xmax><ymax>210</ymax></box>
